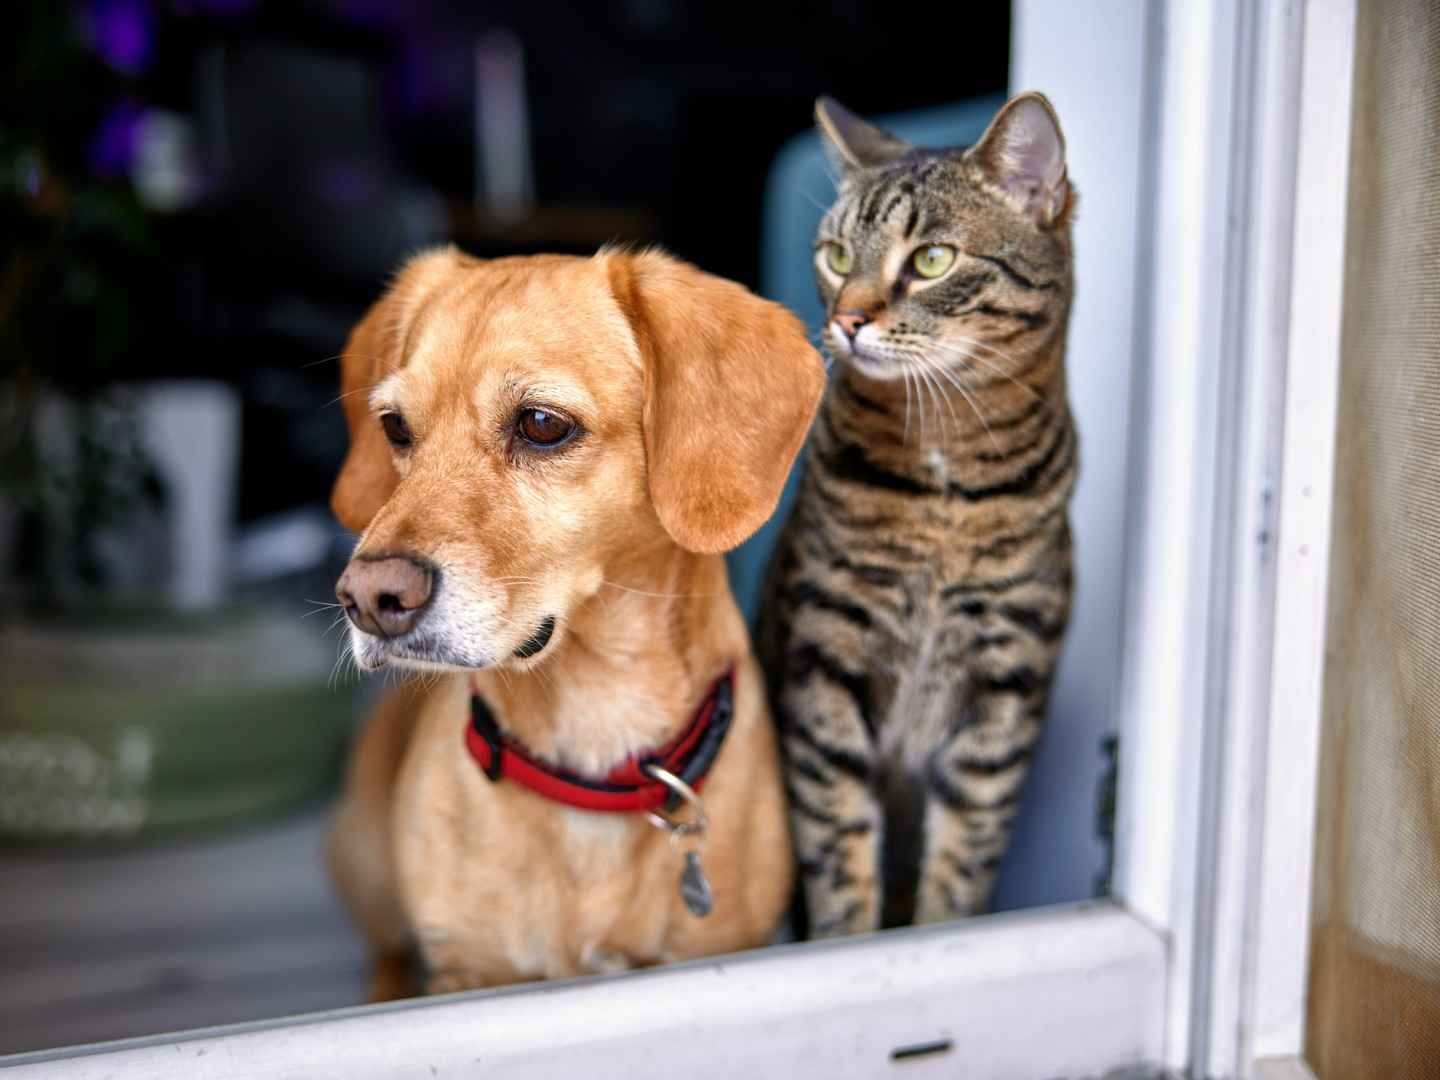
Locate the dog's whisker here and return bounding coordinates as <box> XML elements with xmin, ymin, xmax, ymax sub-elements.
<box><xmin>598</xmin><ymin>580</ymin><xmax>713</xmax><ymax>599</ymax></box>
<box><xmin>329</xmin><ymin>639</ymin><xmax>351</xmax><ymax>691</ymax></box>
<box><xmin>529</xmin><ymin>662</ymin><xmax>557</xmax><ymax>694</ymax></box>
<box><xmin>321</xmin><ymin>385</ymin><xmax>376</xmax><ymax>410</ymax></box>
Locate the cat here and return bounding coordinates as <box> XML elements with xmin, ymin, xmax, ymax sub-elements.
<box><xmin>757</xmin><ymin>92</ymin><xmax>1078</xmax><ymax>937</ymax></box>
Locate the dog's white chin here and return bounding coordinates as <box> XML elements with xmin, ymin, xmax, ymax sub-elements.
<box><xmin>346</xmin><ymin>627</ymin><xmax>497</xmax><ymax>675</ymax></box>
<box><xmin>385</xmin><ymin>655</ymin><xmax>479</xmax><ymax>675</ymax></box>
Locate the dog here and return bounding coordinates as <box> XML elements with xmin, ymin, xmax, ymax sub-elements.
<box><xmin>326</xmin><ymin>245</ymin><xmax>825</xmax><ymax>998</ymax></box>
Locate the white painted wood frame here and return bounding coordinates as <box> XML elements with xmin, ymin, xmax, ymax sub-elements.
<box><xmin>0</xmin><ymin>2</ymin><xmax>1360</xmax><ymax>1077</ymax></box>
<box><xmin>0</xmin><ymin>905</ymin><xmax>1164</xmax><ymax>1080</ymax></box>
<box><xmin>1111</xmin><ymin>0</ymin><xmax>1356</xmax><ymax>1076</ymax></box>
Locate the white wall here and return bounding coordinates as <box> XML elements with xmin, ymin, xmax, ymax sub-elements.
<box><xmin>992</xmin><ymin>0</ymin><xmax>1153</xmax><ymax>910</ymax></box>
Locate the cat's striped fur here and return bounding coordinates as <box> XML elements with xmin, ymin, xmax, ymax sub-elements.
<box><xmin>758</xmin><ymin>93</ymin><xmax>1078</xmax><ymax>936</ymax></box>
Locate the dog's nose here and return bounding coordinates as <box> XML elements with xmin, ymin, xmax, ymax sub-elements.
<box><xmin>336</xmin><ymin>556</ymin><xmax>435</xmax><ymax>639</ymax></box>
<box><xmin>832</xmin><ymin>311</ymin><xmax>869</xmax><ymax>340</ymax></box>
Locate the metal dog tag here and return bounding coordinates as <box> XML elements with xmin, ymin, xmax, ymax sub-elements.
<box><xmin>680</xmin><ymin>850</ymin><xmax>713</xmax><ymax>918</ymax></box>
<box><xmin>642</xmin><ymin>765</ymin><xmax>712</xmax><ymax>918</ymax></box>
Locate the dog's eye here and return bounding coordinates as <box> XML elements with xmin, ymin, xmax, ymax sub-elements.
<box><xmin>380</xmin><ymin>412</ymin><xmax>412</xmax><ymax>449</ymax></box>
<box><xmin>516</xmin><ymin>407</ymin><xmax>576</xmax><ymax>449</ymax></box>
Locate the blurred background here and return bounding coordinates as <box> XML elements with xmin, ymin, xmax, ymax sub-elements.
<box><xmin>0</xmin><ymin>0</ymin><xmax>1015</xmax><ymax>1054</ymax></box>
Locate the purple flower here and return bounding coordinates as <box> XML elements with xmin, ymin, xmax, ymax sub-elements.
<box><xmin>89</xmin><ymin>99</ymin><xmax>145</xmax><ymax>178</ymax></box>
<box><xmin>87</xmin><ymin>0</ymin><xmax>154</xmax><ymax>76</ymax></box>
<box><xmin>172</xmin><ymin>0</ymin><xmax>259</xmax><ymax>15</ymax></box>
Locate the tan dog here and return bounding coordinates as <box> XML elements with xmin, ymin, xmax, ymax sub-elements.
<box><xmin>326</xmin><ymin>246</ymin><xmax>824</xmax><ymax>998</ymax></box>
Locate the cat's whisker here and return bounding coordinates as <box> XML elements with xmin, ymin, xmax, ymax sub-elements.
<box><xmin>906</xmin><ymin>363</ymin><xmax>928</xmax><ymax>447</ymax></box>
<box><xmin>900</xmin><ymin>365</ymin><xmax>915</xmax><ymax>443</ymax></box>
<box><xmin>909</xmin><ymin>363</ymin><xmax>929</xmax><ymax>436</ymax></box>
<box><xmin>798</xmin><ymin>189</ymin><xmax>830</xmax><ymax>213</ymax></box>
<box><xmin>808</xmin><ymin>328</ymin><xmax>840</xmax><ymax>368</ymax></box>
<box><xmin>944</xmin><ymin>369</ymin><xmax>1002</xmax><ymax>454</ymax></box>
<box><xmin>810</xmin><ymin>335</ymin><xmax>838</xmax><ymax>373</ymax></box>
<box><xmin>948</xmin><ymin>345</ymin><xmax>1025</xmax><ymax>387</ymax></box>
<box><xmin>915</xmin><ymin>357</ymin><xmax>962</xmax><ymax>440</ymax></box>
<box><xmin>927</xmin><ymin>340</ymin><xmax>1043</xmax><ymax>403</ymax></box>
<box><xmin>942</xmin><ymin>336</ymin><xmax>1034</xmax><ymax>379</ymax></box>
<box><xmin>954</xmin><ymin>335</ymin><xmax>1024</xmax><ymax>365</ymax></box>
<box><xmin>928</xmin><ymin>365</ymin><xmax>964</xmax><ymax>445</ymax></box>
<box><xmin>908</xmin><ymin>360</ymin><xmax>942</xmax><ymax>444</ymax></box>
<box><xmin>906</xmin><ymin>348</ymin><xmax>1001</xmax><ymax>453</ymax></box>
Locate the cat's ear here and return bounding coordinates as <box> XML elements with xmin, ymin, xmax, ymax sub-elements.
<box><xmin>970</xmin><ymin>91</ymin><xmax>1072</xmax><ymax>228</ymax></box>
<box><xmin>815</xmin><ymin>96</ymin><xmax>912</xmax><ymax>173</ymax></box>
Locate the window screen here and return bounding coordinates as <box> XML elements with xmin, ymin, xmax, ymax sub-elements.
<box><xmin>1305</xmin><ymin>2</ymin><xmax>1440</xmax><ymax>1076</ymax></box>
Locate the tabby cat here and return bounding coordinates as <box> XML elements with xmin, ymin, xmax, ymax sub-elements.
<box><xmin>758</xmin><ymin>92</ymin><xmax>1078</xmax><ymax>936</ymax></box>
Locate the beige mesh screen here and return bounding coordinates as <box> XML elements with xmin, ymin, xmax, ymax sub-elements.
<box><xmin>1304</xmin><ymin>2</ymin><xmax>1440</xmax><ymax>1076</ymax></box>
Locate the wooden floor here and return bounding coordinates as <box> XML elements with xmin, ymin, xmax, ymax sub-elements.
<box><xmin>0</xmin><ymin>807</ymin><xmax>369</xmax><ymax>1057</ymax></box>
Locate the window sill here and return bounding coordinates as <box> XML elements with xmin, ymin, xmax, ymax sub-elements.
<box><xmin>4</xmin><ymin>901</ymin><xmax>1165</xmax><ymax>1079</ymax></box>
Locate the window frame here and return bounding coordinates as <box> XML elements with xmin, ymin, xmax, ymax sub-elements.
<box><xmin>1109</xmin><ymin>0</ymin><xmax>1356</xmax><ymax>1075</ymax></box>
<box><xmin>0</xmin><ymin>2</ymin><xmax>1358</xmax><ymax>1077</ymax></box>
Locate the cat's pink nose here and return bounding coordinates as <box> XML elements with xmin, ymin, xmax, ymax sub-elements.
<box><xmin>832</xmin><ymin>311</ymin><xmax>869</xmax><ymax>339</ymax></box>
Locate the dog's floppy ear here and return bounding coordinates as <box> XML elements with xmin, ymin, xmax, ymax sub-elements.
<box><xmin>330</xmin><ymin>293</ymin><xmax>400</xmax><ymax>532</ymax></box>
<box><xmin>612</xmin><ymin>250</ymin><xmax>826</xmax><ymax>554</ymax></box>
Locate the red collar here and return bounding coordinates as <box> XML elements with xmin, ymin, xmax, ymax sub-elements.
<box><xmin>464</xmin><ymin>668</ymin><xmax>735</xmax><ymax>813</ymax></box>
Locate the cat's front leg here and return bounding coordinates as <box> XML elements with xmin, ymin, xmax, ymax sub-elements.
<box><xmin>778</xmin><ymin>655</ymin><xmax>886</xmax><ymax>938</ymax></box>
<box><xmin>914</xmin><ymin>668</ymin><xmax>1052</xmax><ymax>923</ymax></box>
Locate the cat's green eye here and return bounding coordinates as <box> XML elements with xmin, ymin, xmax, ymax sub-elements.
<box><xmin>823</xmin><ymin>243</ymin><xmax>853</xmax><ymax>276</ymax></box>
<box><xmin>912</xmin><ymin>244</ymin><xmax>957</xmax><ymax>279</ymax></box>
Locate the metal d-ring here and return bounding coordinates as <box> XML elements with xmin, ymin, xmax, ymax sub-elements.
<box><xmin>642</xmin><ymin>764</ymin><xmax>707</xmax><ymax>839</ymax></box>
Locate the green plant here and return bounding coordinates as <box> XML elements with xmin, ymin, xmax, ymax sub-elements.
<box><xmin>1</xmin><ymin>4</ymin><xmax>164</xmax><ymax>608</ymax></box>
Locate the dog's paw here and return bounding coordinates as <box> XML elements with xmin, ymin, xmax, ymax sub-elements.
<box><xmin>368</xmin><ymin>952</ymin><xmax>418</xmax><ymax>1003</ymax></box>
<box><xmin>425</xmin><ymin>969</ymin><xmax>487</xmax><ymax>996</ymax></box>
<box><xmin>578</xmin><ymin>943</ymin><xmax>636</xmax><ymax>976</ymax></box>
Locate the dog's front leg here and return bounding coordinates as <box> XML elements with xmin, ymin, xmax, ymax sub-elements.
<box><xmin>370</xmin><ymin>951</ymin><xmax>419</xmax><ymax>1002</ymax></box>
<box><xmin>424</xmin><ymin>968</ymin><xmax>490</xmax><ymax>996</ymax></box>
